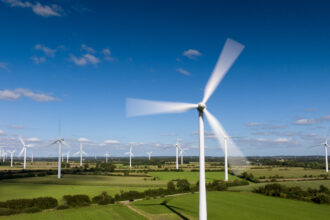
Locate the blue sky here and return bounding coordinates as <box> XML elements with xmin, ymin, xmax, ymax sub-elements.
<box><xmin>0</xmin><ymin>0</ymin><xmax>330</xmax><ymax>157</ymax></box>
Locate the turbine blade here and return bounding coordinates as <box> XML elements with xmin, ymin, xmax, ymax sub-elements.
<box><xmin>62</xmin><ymin>141</ymin><xmax>71</xmax><ymax>149</ymax></box>
<box><xmin>126</xmin><ymin>98</ymin><xmax>197</xmax><ymax>117</ymax></box>
<box><xmin>18</xmin><ymin>148</ymin><xmax>24</xmax><ymax>156</ymax></box>
<box><xmin>204</xmin><ymin>109</ymin><xmax>249</xmax><ymax>173</ymax></box>
<box><xmin>202</xmin><ymin>39</ymin><xmax>244</xmax><ymax>103</ymax></box>
<box><xmin>82</xmin><ymin>151</ymin><xmax>88</xmax><ymax>156</ymax></box>
<box><xmin>19</xmin><ymin>137</ymin><xmax>25</xmax><ymax>146</ymax></box>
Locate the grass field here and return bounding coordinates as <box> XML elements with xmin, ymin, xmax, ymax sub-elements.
<box><xmin>133</xmin><ymin>191</ymin><xmax>330</xmax><ymax>220</ymax></box>
<box><xmin>229</xmin><ymin>179</ymin><xmax>330</xmax><ymax>192</ymax></box>
<box><xmin>0</xmin><ymin>204</ymin><xmax>146</xmax><ymax>220</ymax></box>
<box><xmin>148</xmin><ymin>171</ymin><xmax>238</xmax><ymax>183</ymax></box>
<box><xmin>247</xmin><ymin>167</ymin><xmax>326</xmax><ymax>178</ymax></box>
<box><xmin>0</xmin><ymin>174</ymin><xmax>166</xmax><ymax>201</ymax></box>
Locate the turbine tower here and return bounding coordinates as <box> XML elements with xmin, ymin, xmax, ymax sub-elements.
<box><xmin>126</xmin><ymin>38</ymin><xmax>245</xmax><ymax>220</ymax></box>
<box><xmin>147</xmin><ymin>152</ymin><xmax>152</xmax><ymax>160</ymax></box>
<box><xmin>105</xmin><ymin>152</ymin><xmax>109</xmax><ymax>162</ymax></box>
<box><xmin>179</xmin><ymin>147</ymin><xmax>187</xmax><ymax>166</ymax></box>
<box><xmin>175</xmin><ymin>141</ymin><xmax>181</xmax><ymax>170</ymax></box>
<box><xmin>51</xmin><ymin>132</ymin><xmax>70</xmax><ymax>179</ymax></box>
<box><xmin>75</xmin><ymin>143</ymin><xmax>88</xmax><ymax>167</ymax></box>
<box><xmin>7</xmin><ymin>150</ymin><xmax>15</xmax><ymax>167</ymax></box>
<box><xmin>18</xmin><ymin>137</ymin><xmax>33</xmax><ymax>170</ymax></box>
<box><xmin>66</xmin><ymin>151</ymin><xmax>70</xmax><ymax>163</ymax></box>
<box><xmin>125</xmin><ymin>144</ymin><xmax>134</xmax><ymax>168</ymax></box>
<box><xmin>31</xmin><ymin>152</ymin><xmax>34</xmax><ymax>163</ymax></box>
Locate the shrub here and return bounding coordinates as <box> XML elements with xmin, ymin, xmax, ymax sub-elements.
<box><xmin>0</xmin><ymin>208</ymin><xmax>17</xmax><ymax>216</ymax></box>
<box><xmin>62</xmin><ymin>195</ymin><xmax>91</xmax><ymax>207</ymax></box>
<box><xmin>33</xmin><ymin>197</ymin><xmax>58</xmax><ymax>209</ymax></box>
<box><xmin>167</xmin><ymin>181</ymin><xmax>175</xmax><ymax>192</ymax></box>
<box><xmin>176</xmin><ymin>179</ymin><xmax>190</xmax><ymax>192</ymax></box>
<box><xmin>5</xmin><ymin>199</ymin><xmax>34</xmax><ymax>210</ymax></box>
<box><xmin>23</xmin><ymin>207</ymin><xmax>41</xmax><ymax>213</ymax></box>
<box><xmin>56</xmin><ymin>205</ymin><xmax>69</xmax><ymax>210</ymax></box>
<box><xmin>92</xmin><ymin>192</ymin><xmax>115</xmax><ymax>205</ymax></box>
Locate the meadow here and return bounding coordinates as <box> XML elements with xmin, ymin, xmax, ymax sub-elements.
<box><xmin>247</xmin><ymin>167</ymin><xmax>326</xmax><ymax>179</ymax></box>
<box><xmin>0</xmin><ymin>204</ymin><xmax>146</xmax><ymax>220</ymax></box>
<box><xmin>132</xmin><ymin>191</ymin><xmax>330</xmax><ymax>220</ymax></box>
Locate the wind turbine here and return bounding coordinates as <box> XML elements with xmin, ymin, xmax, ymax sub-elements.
<box><xmin>31</xmin><ymin>152</ymin><xmax>34</xmax><ymax>163</ymax></box>
<box><xmin>126</xmin><ymin>38</ymin><xmax>245</xmax><ymax>220</ymax></box>
<box><xmin>175</xmin><ymin>141</ymin><xmax>180</xmax><ymax>170</ymax></box>
<box><xmin>313</xmin><ymin>131</ymin><xmax>330</xmax><ymax>172</ymax></box>
<box><xmin>179</xmin><ymin>147</ymin><xmax>188</xmax><ymax>166</ymax></box>
<box><xmin>66</xmin><ymin>151</ymin><xmax>70</xmax><ymax>163</ymax></box>
<box><xmin>7</xmin><ymin>150</ymin><xmax>15</xmax><ymax>167</ymax></box>
<box><xmin>147</xmin><ymin>152</ymin><xmax>152</xmax><ymax>160</ymax></box>
<box><xmin>50</xmin><ymin>133</ymin><xmax>70</xmax><ymax>179</ymax></box>
<box><xmin>125</xmin><ymin>144</ymin><xmax>134</xmax><ymax>168</ymax></box>
<box><xmin>105</xmin><ymin>152</ymin><xmax>109</xmax><ymax>163</ymax></box>
<box><xmin>18</xmin><ymin>137</ymin><xmax>33</xmax><ymax>170</ymax></box>
<box><xmin>75</xmin><ymin>143</ymin><xmax>88</xmax><ymax>167</ymax></box>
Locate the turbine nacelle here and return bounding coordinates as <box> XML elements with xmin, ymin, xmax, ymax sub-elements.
<box><xmin>197</xmin><ymin>102</ymin><xmax>206</xmax><ymax>111</ymax></box>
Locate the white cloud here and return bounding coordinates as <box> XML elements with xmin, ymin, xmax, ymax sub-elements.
<box><xmin>294</xmin><ymin>118</ymin><xmax>317</xmax><ymax>125</ymax></box>
<box><xmin>274</xmin><ymin>138</ymin><xmax>291</xmax><ymax>143</ymax></box>
<box><xmin>103</xmin><ymin>140</ymin><xmax>120</xmax><ymax>144</ymax></box>
<box><xmin>70</xmin><ymin>54</ymin><xmax>100</xmax><ymax>66</ymax></box>
<box><xmin>81</xmin><ymin>44</ymin><xmax>96</xmax><ymax>53</ymax></box>
<box><xmin>15</xmin><ymin>88</ymin><xmax>57</xmax><ymax>102</ymax></box>
<box><xmin>0</xmin><ymin>89</ymin><xmax>20</xmax><ymax>100</ymax></box>
<box><xmin>0</xmin><ymin>130</ymin><xmax>5</xmax><ymax>135</ymax></box>
<box><xmin>35</xmin><ymin>44</ymin><xmax>56</xmax><ymax>57</ymax></box>
<box><xmin>182</xmin><ymin>49</ymin><xmax>202</xmax><ymax>59</ymax></box>
<box><xmin>176</xmin><ymin>68</ymin><xmax>190</xmax><ymax>76</ymax></box>
<box><xmin>0</xmin><ymin>62</ymin><xmax>9</xmax><ymax>71</ymax></box>
<box><xmin>31</xmin><ymin>56</ymin><xmax>46</xmax><ymax>64</ymax></box>
<box><xmin>102</xmin><ymin>48</ymin><xmax>115</xmax><ymax>61</ymax></box>
<box><xmin>2</xmin><ymin>0</ymin><xmax>63</xmax><ymax>17</ymax></box>
<box><xmin>26</xmin><ymin>137</ymin><xmax>40</xmax><ymax>142</ymax></box>
<box><xmin>9</xmin><ymin>125</ymin><xmax>24</xmax><ymax>129</ymax></box>
<box><xmin>78</xmin><ymin>137</ymin><xmax>90</xmax><ymax>142</ymax></box>
<box><xmin>0</xmin><ymin>88</ymin><xmax>58</xmax><ymax>102</ymax></box>
<box><xmin>245</xmin><ymin>122</ymin><xmax>263</xmax><ymax>127</ymax></box>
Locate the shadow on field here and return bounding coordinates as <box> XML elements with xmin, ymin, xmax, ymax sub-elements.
<box><xmin>160</xmin><ymin>199</ymin><xmax>189</xmax><ymax>220</ymax></box>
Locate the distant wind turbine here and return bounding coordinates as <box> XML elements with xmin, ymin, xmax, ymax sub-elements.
<box><xmin>7</xmin><ymin>150</ymin><xmax>15</xmax><ymax>167</ymax></box>
<box><xmin>313</xmin><ymin>130</ymin><xmax>329</xmax><ymax>172</ymax></box>
<box><xmin>105</xmin><ymin>152</ymin><xmax>109</xmax><ymax>163</ymax></box>
<box><xmin>18</xmin><ymin>137</ymin><xmax>33</xmax><ymax>170</ymax></box>
<box><xmin>125</xmin><ymin>144</ymin><xmax>134</xmax><ymax>168</ymax></box>
<box><xmin>31</xmin><ymin>152</ymin><xmax>34</xmax><ymax>163</ymax></box>
<box><xmin>50</xmin><ymin>129</ymin><xmax>70</xmax><ymax>179</ymax></box>
<box><xmin>147</xmin><ymin>152</ymin><xmax>152</xmax><ymax>160</ymax></box>
<box><xmin>126</xmin><ymin>38</ymin><xmax>246</xmax><ymax>220</ymax></box>
<box><xmin>66</xmin><ymin>151</ymin><xmax>70</xmax><ymax>163</ymax></box>
<box><xmin>74</xmin><ymin>143</ymin><xmax>88</xmax><ymax>167</ymax></box>
<box><xmin>179</xmin><ymin>147</ymin><xmax>188</xmax><ymax>166</ymax></box>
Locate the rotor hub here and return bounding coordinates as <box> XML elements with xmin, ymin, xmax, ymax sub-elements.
<box><xmin>197</xmin><ymin>102</ymin><xmax>206</xmax><ymax>111</ymax></box>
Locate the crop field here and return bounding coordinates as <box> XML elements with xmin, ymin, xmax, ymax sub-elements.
<box><xmin>247</xmin><ymin>167</ymin><xmax>326</xmax><ymax>178</ymax></box>
<box><xmin>0</xmin><ymin>204</ymin><xmax>146</xmax><ymax>220</ymax></box>
<box><xmin>132</xmin><ymin>191</ymin><xmax>330</xmax><ymax>220</ymax></box>
<box><xmin>149</xmin><ymin>171</ymin><xmax>238</xmax><ymax>183</ymax></box>
<box><xmin>229</xmin><ymin>179</ymin><xmax>330</xmax><ymax>192</ymax></box>
<box><xmin>0</xmin><ymin>174</ymin><xmax>166</xmax><ymax>201</ymax></box>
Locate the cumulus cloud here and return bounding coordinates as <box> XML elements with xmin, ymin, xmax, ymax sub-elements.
<box><xmin>77</xmin><ymin>137</ymin><xmax>91</xmax><ymax>142</ymax></box>
<box><xmin>294</xmin><ymin>118</ymin><xmax>317</xmax><ymax>125</ymax></box>
<box><xmin>0</xmin><ymin>88</ymin><xmax>58</xmax><ymax>102</ymax></box>
<box><xmin>2</xmin><ymin>0</ymin><xmax>63</xmax><ymax>17</ymax></box>
<box><xmin>0</xmin><ymin>130</ymin><xmax>5</xmax><ymax>135</ymax></box>
<box><xmin>81</xmin><ymin>44</ymin><xmax>96</xmax><ymax>53</ymax></box>
<box><xmin>103</xmin><ymin>139</ymin><xmax>120</xmax><ymax>144</ymax></box>
<box><xmin>70</xmin><ymin>54</ymin><xmax>100</xmax><ymax>66</ymax></box>
<box><xmin>182</xmin><ymin>49</ymin><xmax>202</xmax><ymax>59</ymax></box>
<box><xmin>34</xmin><ymin>44</ymin><xmax>56</xmax><ymax>57</ymax></box>
<box><xmin>26</xmin><ymin>137</ymin><xmax>40</xmax><ymax>142</ymax></box>
<box><xmin>102</xmin><ymin>48</ymin><xmax>115</xmax><ymax>61</ymax></box>
<box><xmin>176</xmin><ymin>68</ymin><xmax>190</xmax><ymax>76</ymax></box>
<box><xmin>31</xmin><ymin>56</ymin><xmax>46</xmax><ymax>64</ymax></box>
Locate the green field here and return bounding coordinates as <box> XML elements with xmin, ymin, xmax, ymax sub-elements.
<box><xmin>229</xmin><ymin>179</ymin><xmax>330</xmax><ymax>192</ymax></box>
<box><xmin>149</xmin><ymin>171</ymin><xmax>238</xmax><ymax>183</ymax></box>
<box><xmin>248</xmin><ymin>167</ymin><xmax>326</xmax><ymax>178</ymax></box>
<box><xmin>132</xmin><ymin>191</ymin><xmax>330</xmax><ymax>220</ymax></box>
<box><xmin>0</xmin><ymin>174</ymin><xmax>166</xmax><ymax>201</ymax></box>
<box><xmin>0</xmin><ymin>204</ymin><xmax>146</xmax><ymax>220</ymax></box>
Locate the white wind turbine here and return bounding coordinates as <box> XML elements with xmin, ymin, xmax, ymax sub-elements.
<box><xmin>147</xmin><ymin>152</ymin><xmax>152</xmax><ymax>160</ymax></box>
<box><xmin>105</xmin><ymin>152</ymin><xmax>109</xmax><ymax>162</ymax></box>
<box><xmin>18</xmin><ymin>137</ymin><xmax>33</xmax><ymax>170</ymax></box>
<box><xmin>75</xmin><ymin>143</ymin><xmax>88</xmax><ymax>167</ymax></box>
<box><xmin>66</xmin><ymin>151</ymin><xmax>70</xmax><ymax>163</ymax></box>
<box><xmin>313</xmin><ymin>131</ymin><xmax>330</xmax><ymax>172</ymax></box>
<box><xmin>31</xmin><ymin>152</ymin><xmax>34</xmax><ymax>163</ymax></box>
<box><xmin>179</xmin><ymin>147</ymin><xmax>188</xmax><ymax>166</ymax></box>
<box><xmin>175</xmin><ymin>141</ymin><xmax>180</xmax><ymax>170</ymax></box>
<box><xmin>7</xmin><ymin>150</ymin><xmax>15</xmax><ymax>167</ymax></box>
<box><xmin>126</xmin><ymin>38</ymin><xmax>246</xmax><ymax>220</ymax></box>
<box><xmin>50</xmin><ymin>133</ymin><xmax>70</xmax><ymax>179</ymax></box>
<box><xmin>125</xmin><ymin>144</ymin><xmax>134</xmax><ymax>168</ymax></box>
